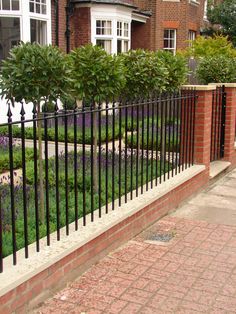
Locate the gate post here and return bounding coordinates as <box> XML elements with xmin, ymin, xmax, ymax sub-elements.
<box><xmin>222</xmin><ymin>84</ymin><xmax>236</xmax><ymax>164</ymax></box>
<box><xmin>182</xmin><ymin>85</ymin><xmax>216</xmax><ymax>172</ymax></box>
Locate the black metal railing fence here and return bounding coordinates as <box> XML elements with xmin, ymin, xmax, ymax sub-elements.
<box><xmin>0</xmin><ymin>90</ymin><xmax>197</xmax><ymax>272</ymax></box>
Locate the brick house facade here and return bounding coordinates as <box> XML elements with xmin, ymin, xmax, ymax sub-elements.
<box><xmin>0</xmin><ymin>0</ymin><xmax>207</xmax><ymax>62</ymax></box>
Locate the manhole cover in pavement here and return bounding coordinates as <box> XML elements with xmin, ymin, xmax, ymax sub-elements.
<box><xmin>148</xmin><ymin>233</ymin><xmax>174</xmax><ymax>242</ymax></box>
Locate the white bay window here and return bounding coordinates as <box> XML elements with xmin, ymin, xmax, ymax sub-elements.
<box><xmin>0</xmin><ymin>0</ymin><xmax>51</xmax><ymax>62</ymax></box>
<box><xmin>91</xmin><ymin>5</ymin><xmax>131</xmax><ymax>54</ymax></box>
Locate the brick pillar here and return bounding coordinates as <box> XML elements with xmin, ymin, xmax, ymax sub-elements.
<box><xmin>182</xmin><ymin>85</ymin><xmax>215</xmax><ymax>172</ymax></box>
<box><xmin>223</xmin><ymin>84</ymin><xmax>236</xmax><ymax>163</ymax></box>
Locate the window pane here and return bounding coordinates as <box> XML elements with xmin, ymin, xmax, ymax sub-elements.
<box><xmin>96</xmin><ymin>39</ymin><xmax>112</xmax><ymax>54</ymax></box>
<box><xmin>123</xmin><ymin>40</ymin><xmax>129</xmax><ymax>52</ymax></box>
<box><xmin>12</xmin><ymin>0</ymin><xmax>19</xmax><ymax>10</ymax></box>
<box><xmin>164</xmin><ymin>30</ymin><xmax>169</xmax><ymax>38</ymax></box>
<box><xmin>29</xmin><ymin>0</ymin><xmax>47</xmax><ymax>14</ymax></box>
<box><xmin>96</xmin><ymin>20</ymin><xmax>112</xmax><ymax>35</ymax></box>
<box><xmin>124</xmin><ymin>23</ymin><xmax>129</xmax><ymax>37</ymax></box>
<box><xmin>0</xmin><ymin>17</ymin><xmax>20</xmax><ymax>62</ymax></box>
<box><xmin>2</xmin><ymin>0</ymin><xmax>10</xmax><ymax>10</ymax></box>
<box><xmin>30</xmin><ymin>19</ymin><xmax>47</xmax><ymax>45</ymax></box>
<box><xmin>117</xmin><ymin>39</ymin><xmax>122</xmax><ymax>53</ymax></box>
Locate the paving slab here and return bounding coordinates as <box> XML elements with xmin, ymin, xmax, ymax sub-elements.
<box><xmin>35</xmin><ymin>168</ymin><xmax>236</xmax><ymax>313</ymax></box>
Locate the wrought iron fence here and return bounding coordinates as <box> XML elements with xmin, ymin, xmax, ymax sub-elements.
<box><xmin>210</xmin><ymin>86</ymin><xmax>226</xmax><ymax>162</ymax></box>
<box><xmin>0</xmin><ymin>90</ymin><xmax>196</xmax><ymax>272</ymax></box>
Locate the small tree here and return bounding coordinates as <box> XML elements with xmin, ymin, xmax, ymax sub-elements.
<box><xmin>182</xmin><ymin>35</ymin><xmax>236</xmax><ymax>59</ymax></box>
<box><xmin>118</xmin><ymin>49</ymin><xmax>168</xmax><ymax>99</ymax></box>
<box><xmin>69</xmin><ymin>44</ymin><xmax>125</xmax><ymax>191</ymax></box>
<box><xmin>196</xmin><ymin>55</ymin><xmax>236</xmax><ymax>84</ymax></box>
<box><xmin>0</xmin><ymin>42</ymin><xmax>70</xmax><ymax>223</ymax></box>
<box><xmin>207</xmin><ymin>0</ymin><xmax>236</xmax><ymax>47</ymax></box>
<box><xmin>155</xmin><ymin>51</ymin><xmax>188</xmax><ymax>91</ymax></box>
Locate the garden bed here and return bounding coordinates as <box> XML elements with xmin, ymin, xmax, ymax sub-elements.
<box><xmin>0</xmin><ymin>151</ymin><xmax>170</xmax><ymax>258</ymax></box>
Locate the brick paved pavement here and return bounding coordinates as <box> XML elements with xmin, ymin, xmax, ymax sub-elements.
<box><xmin>35</xmin><ymin>215</ymin><xmax>236</xmax><ymax>314</ymax></box>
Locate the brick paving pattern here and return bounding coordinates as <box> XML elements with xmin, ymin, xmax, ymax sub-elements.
<box><xmin>36</xmin><ymin>216</ymin><xmax>236</xmax><ymax>313</ymax></box>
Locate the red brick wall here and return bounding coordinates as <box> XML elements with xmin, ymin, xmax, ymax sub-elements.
<box><xmin>51</xmin><ymin>0</ymin><xmax>68</xmax><ymax>52</ymax></box>
<box><xmin>133</xmin><ymin>0</ymin><xmax>206</xmax><ymax>51</ymax></box>
<box><xmin>72</xmin><ymin>7</ymin><xmax>91</xmax><ymax>48</ymax></box>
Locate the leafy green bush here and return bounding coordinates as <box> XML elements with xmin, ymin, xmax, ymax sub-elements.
<box><xmin>196</xmin><ymin>55</ymin><xmax>236</xmax><ymax>84</ymax></box>
<box><xmin>0</xmin><ymin>42</ymin><xmax>70</xmax><ymax>103</ymax></box>
<box><xmin>182</xmin><ymin>35</ymin><xmax>236</xmax><ymax>59</ymax></box>
<box><xmin>118</xmin><ymin>49</ymin><xmax>168</xmax><ymax>99</ymax></box>
<box><xmin>155</xmin><ymin>51</ymin><xmax>188</xmax><ymax>91</ymax></box>
<box><xmin>69</xmin><ymin>44</ymin><xmax>125</xmax><ymax>103</ymax></box>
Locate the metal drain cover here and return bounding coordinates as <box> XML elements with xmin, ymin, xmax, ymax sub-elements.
<box><xmin>148</xmin><ymin>233</ymin><xmax>174</xmax><ymax>242</ymax></box>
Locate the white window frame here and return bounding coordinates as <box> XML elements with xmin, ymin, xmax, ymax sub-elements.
<box><xmin>0</xmin><ymin>0</ymin><xmax>51</xmax><ymax>45</ymax></box>
<box><xmin>91</xmin><ymin>5</ymin><xmax>131</xmax><ymax>54</ymax></box>
<box><xmin>188</xmin><ymin>30</ymin><xmax>196</xmax><ymax>46</ymax></box>
<box><xmin>163</xmin><ymin>29</ymin><xmax>176</xmax><ymax>55</ymax></box>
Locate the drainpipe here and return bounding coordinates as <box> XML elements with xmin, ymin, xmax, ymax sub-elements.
<box><xmin>55</xmin><ymin>0</ymin><xmax>59</xmax><ymax>46</ymax></box>
<box><xmin>65</xmin><ymin>0</ymin><xmax>74</xmax><ymax>53</ymax></box>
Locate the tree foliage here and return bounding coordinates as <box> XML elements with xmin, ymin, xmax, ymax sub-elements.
<box><xmin>68</xmin><ymin>44</ymin><xmax>125</xmax><ymax>103</ymax></box>
<box><xmin>0</xmin><ymin>42</ymin><xmax>70</xmax><ymax>103</ymax></box>
<box><xmin>207</xmin><ymin>0</ymin><xmax>236</xmax><ymax>47</ymax></box>
<box><xmin>182</xmin><ymin>35</ymin><xmax>236</xmax><ymax>58</ymax></box>
<box><xmin>196</xmin><ymin>55</ymin><xmax>236</xmax><ymax>84</ymax></box>
<box><xmin>155</xmin><ymin>51</ymin><xmax>188</xmax><ymax>91</ymax></box>
<box><xmin>118</xmin><ymin>49</ymin><xmax>169</xmax><ymax>99</ymax></box>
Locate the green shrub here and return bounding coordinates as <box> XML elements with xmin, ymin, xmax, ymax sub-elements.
<box><xmin>155</xmin><ymin>51</ymin><xmax>188</xmax><ymax>91</ymax></box>
<box><xmin>69</xmin><ymin>44</ymin><xmax>125</xmax><ymax>103</ymax></box>
<box><xmin>118</xmin><ymin>49</ymin><xmax>168</xmax><ymax>99</ymax></box>
<box><xmin>196</xmin><ymin>55</ymin><xmax>236</xmax><ymax>84</ymax></box>
<box><xmin>182</xmin><ymin>35</ymin><xmax>236</xmax><ymax>59</ymax></box>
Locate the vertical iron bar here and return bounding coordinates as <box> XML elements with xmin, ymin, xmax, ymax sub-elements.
<box><xmin>163</xmin><ymin>97</ymin><xmax>167</xmax><ymax>181</ymax></box>
<box><xmin>172</xmin><ymin>93</ymin><xmax>176</xmax><ymax>177</ymax></box>
<box><xmin>178</xmin><ymin>94</ymin><xmax>183</xmax><ymax>174</ymax></box>
<box><xmin>74</xmin><ymin>106</ymin><xmax>78</xmax><ymax>230</ymax></box>
<box><xmin>112</xmin><ymin>99</ymin><xmax>115</xmax><ymax>210</ymax></box>
<box><xmin>44</xmin><ymin>112</ymin><xmax>50</xmax><ymax>245</ymax></box>
<box><xmin>136</xmin><ymin>101</ymin><xmax>140</xmax><ymax>197</ymax></box>
<box><xmin>182</xmin><ymin>94</ymin><xmax>187</xmax><ymax>171</ymax></box>
<box><xmin>105</xmin><ymin>100</ymin><xmax>109</xmax><ymax>212</ymax></box>
<box><xmin>124</xmin><ymin>103</ymin><xmax>128</xmax><ymax>202</ymax></box>
<box><xmin>54</xmin><ymin>102</ymin><xmax>60</xmax><ymax>240</ymax></box>
<box><xmin>90</xmin><ymin>103</ymin><xmax>94</xmax><ymax>222</ymax></box>
<box><xmin>64</xmin><ymin>105</ymin><xmax>69</xmax><ymax>235</ymax></box>
<box><xmin>141</xmin><ymin>99</ymin><xmax>145</xmax><ymax>193</ymax></box>
<box><xmin>130</xmin><ymin>102</ymin><xmax>134</xmax><ymax>199</ymax></box>
<box><xmin>32</xmin><ymin>103</ymin><xmax>40</xmax><ymax>251</ymax></box>
<box><xmin>20</xmin><ymin>103</ymin><xmax>28</xmax><ymax>257</ymax></box>
<box><xmin>118</xmin><ymin>102</ymin><xmax>122</xmax><ymax>206</ymax></box>
<box><xmin>160</xmin><ymin>96</ymin><xmax>164</xmax><ymax>183</ymax></box>
<box><xmin>151</xmin><ymin>97</ymin><xmax>154</xmax><ymax>188</ymax></box>
<box><xmin>167</xmin><ymin>96</ymin><xmax>171</xmax><ymax>179</ymax></box>
<box><xmin>175</xmin><ymin>93</ymin><xmax>180</xmax><ymax>174</ymax></box>
<box><xmin>98</xmin><ymin>101</ymin><xmax>102</xmax><ymax>216</ymax></box>
<box><xmin>0</xmin><ymin>193</ymin><xmax>2</xmax><ymax>272</ymax></box>
<box><xmin>146</xmin><ymin>99</ymin><xmax>150</xmax><ymax>190</ymax></box>
<box><xmin>189</xmin><ymin>90</ymin><xmax>194</xmax><ymax>167</ymax></box>
<box><xmin>214</xmin><ymin>89</ymin><xmax>218</xmax><ymax>160</ymax></box>
<box><xmin>155</xmin><ymin>94</ymin><xmax>159</xmax><ymax>185</ymax></box>
<box><xmin>82</xmin><ymin>101</ymin><xmax>86</xmax><ymax>226</ymax></box>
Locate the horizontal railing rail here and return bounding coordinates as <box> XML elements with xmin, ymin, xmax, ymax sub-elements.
<box><xmin>0</xmin><ymin>90</ymin><xmax>197</xmax><ymax>272</ymax></box>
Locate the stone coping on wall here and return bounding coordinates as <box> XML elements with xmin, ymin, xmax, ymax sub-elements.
<box><xmin>0</xmin><ymin>165</ymin><xmax>205</xmax><ymax>298</ymax></box>
<box><xmin>182</xmin><ymin>85</ymin><xmax>216</xmax><ymax>91</ymax></box>
<box><xmin>209</xmin><ymin>83</ymin><xmax>236</xmax><ymax>88</ymax></box>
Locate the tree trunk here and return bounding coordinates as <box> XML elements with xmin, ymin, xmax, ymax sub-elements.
<box><xmin>37</xmin><ymin>102</ymin><xmax>45</xmax><ymax>224</ymax></box>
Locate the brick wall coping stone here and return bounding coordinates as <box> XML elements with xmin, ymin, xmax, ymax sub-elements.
<box><xmin>0</xmin><ymin>165</ymin><xmax>205</xmax><ymax>298</ymax></box>
<box><xmin>182</xmin><ymin>85</ymin><xmax>216</xmax><ymax>91</ymax></box>
<box><xmin>209</xmin><ymin>83</ymin><xmax>236</xmax><ymax>88</ymax></box>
